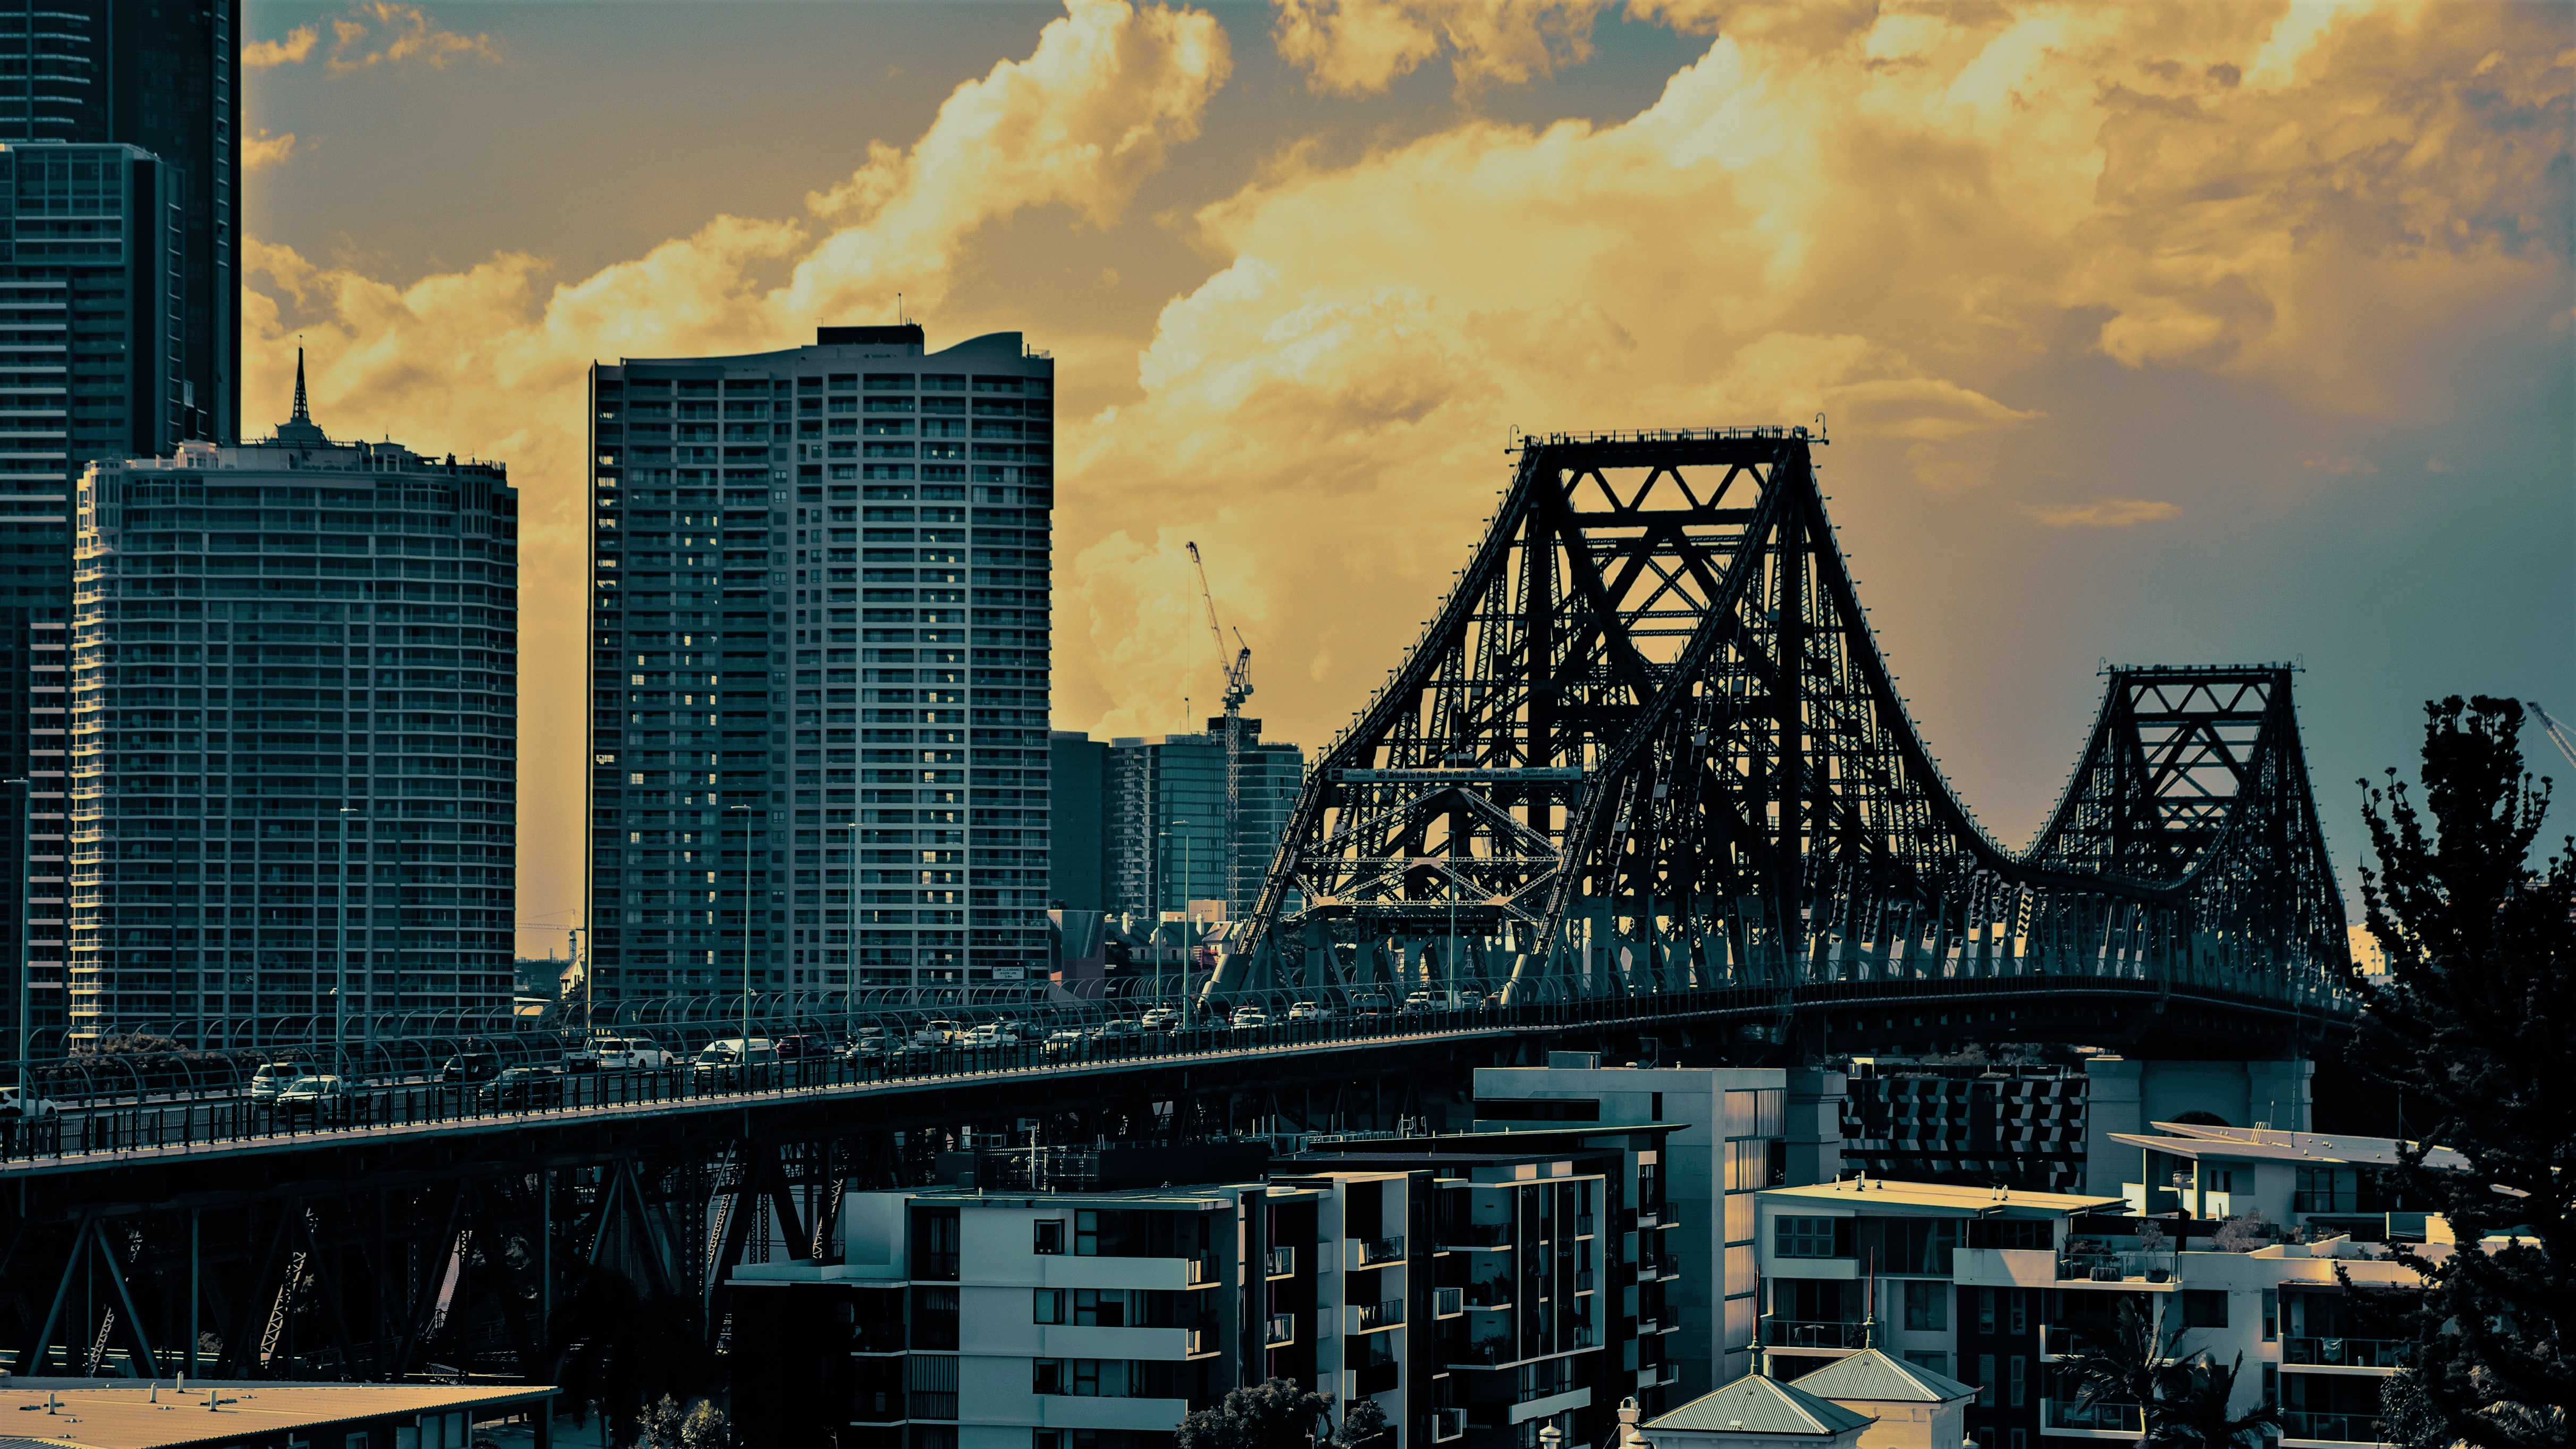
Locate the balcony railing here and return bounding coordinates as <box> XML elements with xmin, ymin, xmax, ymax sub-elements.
<box><xmin>2043</xmin><ymin>1399</ymin><xmax>2143</xmax><ymax>1434</ymax></box>
<box><xmin>1184</xmin><ymin>1326</ymin><xmax>1215</xmax><ymax>1357</ymax></box>
<box><xmin>1435</xmin><ymin>1286</ymin><xmax>1464</xmax><ymax>1318</ymax></box>
<box><xmin>1266</xmin><ymin>1245</ymin><xmax>1296</xmax><ymax>1278</ymax></box>
<box><xmin>1188</xmin><ymin>1254</ymin><xmax>1218</xmax><ymax>1285</ymax></box>
<box><xmin>1358</xmin><ymin>1299</ymin><xmax>1406</xmax><ymax>1332</ymax></box>
<box><xmin>1656</xmin><ymin>1362</ymin><xmax>1680</xmax><ymax>1386</ymax></box>
<box><xmin>1466</xmin><ymin>1282</ymin><xmax>1513</xmax><ymax>1310</ymax></box>
<box><xmin>2285</xmin><ymin>1337</ymin><xmax>2412</xmax><ymax>1369</ymax></box>
<box><xmin>2058</xmin><ymin>1251</ymin><xmax>2177</xmax><ymax>1284</ymax></box>
<box><xmin>1443</xmin><ymin>1221</ymin><xmax>1513</xmax><ymax>1249</ymax></box>
<box><xmin>1765</xmin><ymin>1319</ymin><xmax>1870</xmax><ymax>1350</ymax></box>
<box><xmin>2282</xmin><ymin>1411</ymin><xmax>2387</xmax><ymax>1443</ymax></box>
<box><xmin>1434</xmin><ymin>1409</ymin><xmax>1468</xmax><ymax>1442</ymax></box>
<box><xmin>1265</xmin><ymin>1314</ymin><xmax>1296</xmax><ymax>1347</ymax></box>
<box><xmin>1359</xmin><ymin>1235</ymin><xmax>1407</xmax><ymax>1266</ymax></box>
<box><xmin>1575</xmin><ymin>1271</ymin><xmax>1595</xmax><ymax>1294</ymax></box>
<box><xmin>1576</xmin><ymin>1214</ymin><xmax>1596</xmax><ymax>1236</ymax></box>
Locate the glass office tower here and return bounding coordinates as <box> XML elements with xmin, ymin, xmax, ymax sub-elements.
<box><xmin>587</xmin><ymin>325</ymin><xmax>1053</xmax><ymax>1000</ymax></box>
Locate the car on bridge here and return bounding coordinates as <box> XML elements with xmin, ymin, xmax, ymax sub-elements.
<box><xmin>249</xmin><ymin>1062</ymin><xmax>322</xmax><ymax>1105</ymax></box>
<box><xmin>597</xmin><ymin>1037</ymin><xmax>675</xmax><ymax>1071</ymax></box>
<box><xmin>775</xmin><ymin>1032</ymin><xmax>833</xmax><ymax>1063</ymax></box>
<box><xmin>0</xmin><ymin>1085</ymin><xmax>58</xmax><ymax>1122</ymax></box>
<box><xmin>843</xmin><ymin>1030</ymin><xmax>889</xmax><ymax>1062</ymax></box>
<box><xmin>1139</xmin><ymin>1008</ymin><xmax>1179</xmax><ymax>1032</ymax></box>
<box><xmin>693</xmin><ymin>1038</ymin><xmax>780</xmax><ymax>1083</ymax></box>
<box><xmin>1286</xmin><ymin>1001</ymin><xmax>1332</xmax><ymax>1024</ymax></box>
<box><xmin>439</xmin><ymin>1053</ymin><xmax>502</xmax><ymax>1090</ymax></box>
<box><xmin>913</xmin><ymin>1020</ymin><xmax>960</xmax><ymax>1047</ymax></box>
<box><xmin>274</xmin><ymin>1075</ymin><xmax>362</xmax><ymax>1125</ymax></box>
<box><xmin>1041</xmin><ymin>1028</ymin><xmax>1089</xmax><ymax>1057</ymax></box>
<box><xmin>1231</xmin><ymin>1006</ymin><xmax>1272</xmax><ymax>1033</ymax></box>
<box><xmin>476</xmin><ymin>1066</ymin><xmax>566</xmax><ymax>1111</ymax></box>
<box><xmin>1096</xmin><ymin>1018</ymin><xmax>1143</xmax><ymax>1041</ymax></box>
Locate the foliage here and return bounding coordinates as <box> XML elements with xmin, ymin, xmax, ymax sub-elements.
<box><xmin>2056</xmin><ymin>1300</ymin><xmax>2188</xmax><ymax>1447</ymax></box>
<box><xmin>632</xmin><ymin>1395</ymin><xmax>729</xmax><ymax>1449</ymax></box>
<box><xmin>2353</xmin><ymin>696</ymin><xmax>2575</xmax><ymax>1449</ymax></box>
<box><xmin>1338</xmin><ymin>1397</ymin><xmax>1392</xmax><ymax>1449</ymax></box>
<box><xmin>2210</xmin><ymin>1212</ymin><xmax>2271</xmax><ymax>1253</ymax></box>
<box><xmin>1177</xmin><ymin>1378</ymin><xmax>1332</xmax><ymax>1449</ymax></box>
<box><xmin>2159</xmin><ymin>1354</ymin><xmax>2277</xmax><ymax>1449</ymax></box>
<box><xmin>2136</xmin><ymin>1219</ymin><xmax>2170</xmax><ymax>1257</ymax></box>
<box><xmin>543</xmin><ymin>1265</ymin><xmax>713</xmax><ymax>1449</ymax></box>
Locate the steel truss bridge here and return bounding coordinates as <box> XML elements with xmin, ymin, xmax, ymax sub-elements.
<box><xmin>1214</xmin><ymin>429</ymin><xmax>2351</xmax><ymax>1017</ymax></box>
<box><xmin>0</xmin><ymin>428</ymin><xmax>2354</xmax><ymax>1391</ymax></box>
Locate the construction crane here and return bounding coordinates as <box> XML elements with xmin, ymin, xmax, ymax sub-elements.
<box><xmin>2529</xmin><ymin>701</ymin><xmax>2576</xmax><ymax>774</ymax></box>
<box><xmin>1185</xmin><ymin>542</ymin><xmax>1253</xmax><ymax>918</ymax></box>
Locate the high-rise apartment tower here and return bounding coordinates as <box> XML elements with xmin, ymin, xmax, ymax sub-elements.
<box><xmin>586</xmin><ymin>325</ymin><xmax>1053</xmax><ymax>999</ymax></box>
<box><xmin>69</xmin><ymin>373</ymin><xmax>517</xmax><ymax>1046</ymax></box>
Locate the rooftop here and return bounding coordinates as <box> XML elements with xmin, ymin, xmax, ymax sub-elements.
<box><xmin>2109</xmin><ymin>1122</ymin><xmax>2468</xmax><ymax>1171</ymax></box>
<box><xmin>1758</xmin><ymin>1179</ymin><xmax>2123</xmax><ymax>1218</ymax></box>
<box><xmin>0</xmin><ymin>1379</ymin><xmax>550</xmax><ymax>1449</ymax></box>
<box><xmin>906</xmin><ymin>1183</ymin><xmax>1263</xmax><ymax>1210</ymax></box>
<box><xmin>1790</xmin><ymin>1349</ymin><xmax>1975</xmax><ymax>1404</ymax></box>
<box><xmin>1647</xmin><ymin>1373</ymin><xmax>1873</xmax><ymax>1438</ymax></box>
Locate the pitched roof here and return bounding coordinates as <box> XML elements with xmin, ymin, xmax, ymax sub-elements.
<box><xmin>1646</xmin><ymin>1374</ymin><xmax>1874</xmax><ymax>1438</ymax></box>
<box><xmin>1793</xmin><ymin>1349</ymin><xmax>1977</xmax><ymax>1404</ymax></box>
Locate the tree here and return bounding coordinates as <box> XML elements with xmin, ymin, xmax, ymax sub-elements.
<box><xmin>1338</xmin><ymin>1397</ymin><xmax>1392</xmax><ymax>1449</ymax></box>
<box><xmin>2353</xmin><ymin>696</ymin><xmax>2575</xmax><ymax>1449</ymax></box>
<box><xmin>2056</xmin><ymin>1300</ymin><xmax>2188</xmax><ymax>1449</ymax></box>
<box><xmin>1177</xmin><ymin>1378</ymin><xmax>1333</xmax><ymax>1449</ymax></box>
<box><xmin>2160</xmin><ymin>1354</ymin><xmax>2277</xmax><ymax>1449</ymax></box>
<box><xmin>543</xmin><ymin>1266</ymin><xmax>713</xmax><ymax>1449</ymax></box>
<box><xmin>2210</xmin><ymin>1212</ymin><xmax>2271</xmax><ymax>1254</ymax></box>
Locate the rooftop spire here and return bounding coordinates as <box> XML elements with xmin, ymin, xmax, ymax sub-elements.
<box><xmin>275</xmin><ymin>344</ymin><xmax>328</xmax><ymax>448</ymax></box>
<box><xmin>292</xmin><ymin>346</ymin><xmax>310</xmax><ymax>424</ymax></box>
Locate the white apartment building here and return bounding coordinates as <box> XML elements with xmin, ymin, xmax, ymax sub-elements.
<box><xmin>1471</xmin><ymin>1060</ymin><xmax>1847</xmax><ymax>1393</ymax></box>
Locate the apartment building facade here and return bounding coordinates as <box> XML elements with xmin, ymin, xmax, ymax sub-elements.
<box><xmin>1100</xmin><ymin>726</ymin><xmax>1304</xmax><ymax>922</ymax></box>
<box><xmin>1838</xmin><ymin>1062</ymin><xmax>2089</xmax><ymax>1193</ymax></box>
<box><xmin>587</xmin><ymin>325</ymin><xmax>1053</xmax><ymax>998</ymax></box>
<box><xmin>70</xmin><ymin>387</ymin><xmax>517</xmax><ymax>1039</ymax></box>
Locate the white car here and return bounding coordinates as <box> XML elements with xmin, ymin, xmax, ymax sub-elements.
<box><xmin>0</xmin><ymin>1085</ymin><xmax>58</xmax><ymax>1119</ymax></box>
<box><xmin>1139</xmin><ymin>1007</ymin><xmax>1179</xmax><ymax>1032</ymax></box>
<box><xmin>913</xmin><ymin>1020</ymin><xmax>960</xmax><ymax>1047</ymax></box>
<box><xmin>249</xmin><ymin>1062</ymin><xmax>319</xmax><ymax>1103</ymax></box>
<box><xmin>1230</xmin><ymin>1008</ymin><xmax>1271</xmax><ymax>1032</ymax></box>
<box><xmin>274</xmin><ymin>1075</ymin><xmax>361</xmax><ymax>1123</ymax></box>
<box><xmin>596</xmin><ymin>1037</ymin><xmax>674</xmax><ymax>1071</ymax></box>
<box><xmin>1285</xmin><ymin>1001</ymin><xmax>1330</xmax><ymax>1023</ymax></box>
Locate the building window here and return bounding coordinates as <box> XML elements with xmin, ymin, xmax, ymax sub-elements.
<box><xmin>1034</xmin><ymin>1219</ymin><xmax>1065</xmax><ymax>1254</ymax></box>
<box><xmin>2010</xmin><ymin>1431</ymin><xmax>2026</xmax><ymax>1449</ymax></box>
<box><xmin>1979</xmin><ymin>1287</ymin><xmax>1996</xmax><ymax>1334</ymax></box>
<box><xmin>1075</xmin><ymin>1210</ymin><xmax>1099</xmax><ymax>1256</ymax></box>
<box><xmin>2010</xmin><ymin>1289</ymin><xmax>2027</xmax><ymax>1336</ymax></box>
<box><xmin>1902</xmin><ymin>1351</ymin><xmax>1950</xmax><ymax>1378</ymax></box>
<box><xmin>2262</xmin><ymin>1364</ymin><xmax>2278</xmax><ymax>1407</ymax></box>
<box><xmin>1774</xmin><ymin>1215</ymin><xmax>1843</xmax><ymax>1258</ymax></box>
<box><xmin>1036</xmin><ymin>1289</ymin><xmax>1066</xmax><ymax>1324</ymax></box>
<box><xmin>2009</xmin><ymin>1357</ymin><xmax>2026</xmax><ymax>1408</ymax></box>
<box><xmin>908</xmin><ymin>1355</ymin><xmax>959</xmax><ymax>1420</ymax></box>
<box><xmin>1074</xmin><ymin>1289</ymin><xmax>1128</xmax><ymax>1327</ymax></box>
<box><xmin>2183</xmin><ymin>1290</ymin><xmax>2230</xmax><ymax>1328</ymax></box>
<box><xmin>2261</xmin><ymin>1290</ymin><xmax>2278</xmax><ymax>1341</ymax></box>
<box><xmin>1903</xmin><ymin>1280</ymin><xmax>1949</xmax><ymax>1331</ymax></box>
<box><xmin>1978</xmin><ymin>1354</ymin><xmax>1996</xmax><ymax>1406</ymax></box>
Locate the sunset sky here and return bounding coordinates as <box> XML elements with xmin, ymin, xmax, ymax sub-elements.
<box><xmin>236</xmin><ymin>0</ymin><xmax>2576</xmax><ymax>958</ymax></box>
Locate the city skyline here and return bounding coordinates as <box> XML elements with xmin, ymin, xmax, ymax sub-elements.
<box><xmin>233</xmin><ymin>0</ymin><xmax>2573</xmax><ymax>956</ymax></box>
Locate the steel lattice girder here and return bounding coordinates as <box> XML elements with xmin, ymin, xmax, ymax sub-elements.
<box><xmin>1221</xmin><ymin>430</ymin><xmax>2351</xmax><ymax>1008</ymax></box>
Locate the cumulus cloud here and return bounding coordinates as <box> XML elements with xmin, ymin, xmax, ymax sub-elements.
<box><xmin>1274</xmin><ymin>0</ymin><xmax>1610</xmax><ymax>94</ymax></box>
<box><xmin>1047</xmin><ymin>0</ymin><xmax>2569</xmax><ymax>737</ymax></box>
<box><xmin>326</xmin><ymin>2</ymin><xmax>499</xmax><ymax>72</ymax></box>
<box><xmin>242</xmin><ymin>24</ymin><xmax>319</xmax><ymax>68</ymax></box>
<box><xmin>243</xmin><ymin>130</ymin><xmax>299</xmax><ymax>172</ymax></box>
<box><xmin>2021</xmin><ymin>498</ymin><xmax>2183</xmax><ymax>528</ymax></box>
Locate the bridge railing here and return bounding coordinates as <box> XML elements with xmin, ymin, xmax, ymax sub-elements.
<box><xmin>0</xmin><ymin>973</ymin><xmax>2329</xmax><ymax>1168</ymax></box>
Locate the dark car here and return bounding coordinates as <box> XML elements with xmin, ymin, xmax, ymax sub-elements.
<box><xmin>476</xmin><ymin>1066</ymin><xmax>564</xmax><ymax>1110</ymax></box>
<box><xmin>439</xmin><ymin>1052</ymin><xmax>501</xmax><ymax>1086</ymax></box>
<box><xmin>774</xmin><ymin>1033</ymin><xmax>831</xmax><ymax>1062</ymax></box>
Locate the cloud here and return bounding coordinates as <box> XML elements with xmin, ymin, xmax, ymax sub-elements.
<box><xmin>243</xmin><ymin>130</ymin><xmax>299</xmax><ymax>172</ymax></box>
<box><xmin>1273</xmin><ymin>0</ymin><xmax>1610</xmax><ymax>94</ymax></box>
<box><xmin>325</xmin><ymin>3</ymin><xmax>499</xmax><ymax>73</ymax></box>
<box><xmin>242</xmin><ymin>24</ymin><xmax>319</xmax><ymax>68</ymax></box>
<box><xmin>2021</xmin><ymin>497</ymin><xmax>2183</xmax><ymax>528</ymax></box>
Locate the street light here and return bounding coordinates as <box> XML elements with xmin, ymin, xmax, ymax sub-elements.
<box><xmin>5</xmin><ymin>777</ymin><xmax>26</xmax><ymax>1100</ymax></box>
<box><xmin>335</xmin><ymin>804</ymin><xmax>356</xmax><ymax>1080</ymax></box>
<box><xmin>843</xmin><ymin>819</ymin><xmax>859</xmax><ymax>1043</ymax></box>
<box><xmin>731</xmin><ymin>803</ymin><xmax>753</xmax><ymax>1056</ymax></box>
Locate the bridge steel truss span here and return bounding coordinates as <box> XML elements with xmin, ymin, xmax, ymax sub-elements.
<box><xmin>1217</xmin><ymin>429</ymin><xmax>2351</xmax><ymax>1018</ymax></box>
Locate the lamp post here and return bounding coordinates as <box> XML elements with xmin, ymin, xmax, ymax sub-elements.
<box><xmin>334</xmin><ymin>804</ymin><xmax>355</xmax><ymax>1080</ymax></box>
<box><xmin>5</xmin><ymin>777</ymin><xmax>26</xmax><ymax>1099</ymax></box>
<box><xmin>731</xmin><ymin>803</ymin><xmax>753</xmax><ymax>1056</ymax></box>
<box><xmin>843</xmin><ymin>820</ymin><xmax>858</xmax><ymax>1041</ymax></box>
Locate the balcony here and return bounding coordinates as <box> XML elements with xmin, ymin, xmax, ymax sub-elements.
<box><xmin>2282</xmin><ymin>1411</ymin><xmax>2387</xmax><ymax>1444</ymax></box>
<box><xmin>2284</xmin><ymin>1337</ymin><xmax>2412</xmax><ymax>1370</ymax></box>
<box><xmin>2042</xmin><ymin>1399</ymin><xmax>2143</xmax><ymax>1435</ymax></box>
<box><xmin>1575</xmin><ymin>1272</ymin><xmax>1595</xmax><ymax>1294</ymax></box>
<box><xmin>2057</xmin><ymin>1250</ymin><xmax>2178</xmax><ymax>1284</ymax></box>
<box><xmin>1575</xmin><ymin>1214</ymin><xmax>1596</xmax><ymax>1237</ymax></box>
<box><xmin>1656</xmin><ymin>1363</ymin><xmax>1681</xmax><ymax>1386</ymax></box>
<box><xmin>1355</xmin><ymin>1299</ymin><xmax>1407</xmax><ymax>1333</ymax></box>
<box><xmin>1465</xmin><ymin>1282</ymin><xmax>1513</xmax><ymax>1311</ymax></box>
<box><xmin>1357</xmin><ymin>1235</ymin><xmax>1408</xmax><ymax>1268</ymax></box>
<box><xmin>1434</xmin><ymin>1409</ymin><xmax>1468</xmax><ymax>1443</ymax></box>
<box><xmin>1451</xmin><ymin>1337</ymin><xmax>1515</xmax><ymax>1368</ymax></box>
<box><xmin>1040</xmin><ymin>1325</ymin><xmax>1214</xmax><ymax>1361</ymax></box>
<box><xmin>1443</xmin><ymin>1221</ymin><xmax>1514</xmax><ymax>1250</ymax></box>
<box><xmin>1266</xmin><ymin>1245</ymin><xmax>1297</xmax><ymax>1278</ymax></box>
<box><xmin>1765</xmin><ymin>1319</ymin><xmax>1869</xmax><ymax>1350</ymax></box>
<box><xmin>1506</xmin><ymin>1387</ymin><xmax>1593</xmax><ymax>1425</ymax></box>
<box><xmin>1038</xmin><ymin>1396</ymin><xmax>1196</xmax><ymax>1433</ymax></box>
<box><xmin>1266</xmin><ymin>1314</ymin><xmax>1297</xmax><ymax>1347</ymax></box>
<box><xmin>1188</xmin><ymin>1254</ymin><xmax>1219</xmax><ymax>1286</ymax></box>
<box><xmin>1435</xmin><ymin>1287</ymin><xmax>1465</xmax><ymax>1318</ymax></box>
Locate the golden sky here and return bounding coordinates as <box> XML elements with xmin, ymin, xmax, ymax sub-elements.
<box><xmin>239</xmin><ymin>0</ymin><xmax>2576</xmax><ymax>957</ymax></box>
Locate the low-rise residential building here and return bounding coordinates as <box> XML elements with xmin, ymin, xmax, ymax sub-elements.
<box><xmin>731</xmin><ymin>1128</ymin><xmax>1674</xmax><ymax>1449</ymax></box>
<box><xmin>2100</xmin><ymin>1120</ymin><xmax>2464</xmax><ymax>1241</ymax></box>
<box><xmin>1472</xmin><ymin>1062</ymin><xmax>1847</xmax><ymax>1392</ymax></box>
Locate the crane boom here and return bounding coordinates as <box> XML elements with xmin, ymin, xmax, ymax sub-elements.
<box><xmin>1184</xmin><ymin>542</ymin><xmax>1255</xmax><ymax>931</ymax></box>
<box><xmin>2529</xmin><ymin>701</ymin><xmax>2576</xmax><ymax>775</ymax></box>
